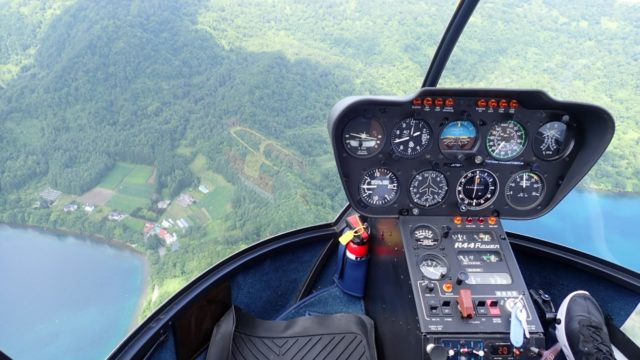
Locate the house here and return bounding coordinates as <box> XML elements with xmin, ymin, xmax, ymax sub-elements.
<box><xmin>162</xmin><ymin>232</ymin><xmax>177</xmax><ymax>245</ymax></box>
<box><xmin>144</xmin><ymin>222</ymin><xmax>155</xmax><ymax>234</ymax></box>
<box><xmin>84</xmin><ymin>204</ymin><xmax>96</xmax><ymax>212</ymax></box>
<box><xmin>157</xmin><ymin>200</ymin><xmax>171</xmax><ymax>209</ymax></box>
<box><xmin>63</xmin><ymin>204</ymin><xmax>78</xmax><ymax>212</ymax></box>
<box><xmin>161</xmin><ymin>219</ymin><xmax>172</xmax><ymax>228</ymax></box>
<box><xmin>198</xmin><ymin>185</ymin><xmax>210</xmax><ymax>194</ymax></box>
<box><xmin>177</xmin><ymin>218</ymin><xmax>190</xmax><ymax>229</ymax></box>
<box><xmin>108</xmin><ymin>212</ymin><xmax>127</xmax><ymax>221</ymax></box>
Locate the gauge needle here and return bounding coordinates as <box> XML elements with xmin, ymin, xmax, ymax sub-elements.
<box><xmin>350</xmin><ymin>132</ymin><xmax>377</xmax><ymax>141</ymax></box>
<box><xmin>394</xmin><ymin>137</ymin><xmax>410</xmax><ymax>143</ymax></box>
<box><xmin>472</xmin><ymin>175</ymin><xmax>480</xmax><ymax>198</ymax></box>
<box><xmin>412</xmin><ymin>132</ymin><xmax>421</xmax><ymax>136</ymax></box>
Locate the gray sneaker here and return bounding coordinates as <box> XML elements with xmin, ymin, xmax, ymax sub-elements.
<box><xmin>556</xmin><ymin>291</ymin><xmax>615</xmax><ymax>360</ymax></box>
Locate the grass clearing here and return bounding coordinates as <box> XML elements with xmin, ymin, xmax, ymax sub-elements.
<box><xmin>99</xmin><ymin>163</ymin><xmax>135</xmax><ymax>189</ymax></box>
<box><xmin>108</xmin><ymin>193</ymin><xmax>149</xmax><ymax>212</ymax></box>
<box><xmin>123</xmin><ymin>217</ymin><xmax>145</xmax><ymax>231</ymax></box>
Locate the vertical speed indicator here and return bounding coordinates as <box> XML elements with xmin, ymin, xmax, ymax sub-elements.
<box><xmin>359</xmin><ymin>168</ymin><xmax>399</xmax><ymax>207</ymax></box>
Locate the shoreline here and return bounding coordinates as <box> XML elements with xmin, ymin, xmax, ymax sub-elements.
<box><xmin>0</xmin><ymin>222</ymin><xmax>151</xmax><ymax>330</ymax></box>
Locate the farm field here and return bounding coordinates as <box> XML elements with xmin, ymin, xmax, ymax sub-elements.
<box><xmin>103</xmin><ymin>163</ymin><xmax>155</xmax><ymax>213</ymax></box>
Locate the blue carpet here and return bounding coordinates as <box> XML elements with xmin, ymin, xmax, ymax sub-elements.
<box><xmin>231</xmin><ymin>240</ymin><xmax>327</xmax><ymax>320</ymax></box>
<box><xmin>277</xmin><ymin>285</ymin><xmax>364</xmax><ymax>320</ymax></box>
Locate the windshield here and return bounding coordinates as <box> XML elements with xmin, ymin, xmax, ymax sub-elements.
<box><xmin>0</xmin><ymin>1</ymin><xmax>454</xmax><ymax>358</ymax></box>
<box><xmin>438</xmin><ymin>0</ymin><xmax>640</xmax><ymax>273</ymax></box>
<box><xmin>1</xmin><ymin>0</ymin><xmax>639</xmax><ymax>358</ymax></box>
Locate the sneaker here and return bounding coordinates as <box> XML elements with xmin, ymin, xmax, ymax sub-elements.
<box><xmin>556</xmin><ymin>291</ymin><xmax>615</xmax><ymax>360</ymax></box>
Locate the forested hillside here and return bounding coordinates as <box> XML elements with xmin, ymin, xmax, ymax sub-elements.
<box><xmin>0</xmin><ymin>0</ymin><xmax>638</xmax><ymax>315</ymax></box>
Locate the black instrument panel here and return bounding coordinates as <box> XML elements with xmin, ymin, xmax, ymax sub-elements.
<box><xmin>328</xmin><ymin>89</ymin><xmax>614</xmax><ymax>219</ymax></box>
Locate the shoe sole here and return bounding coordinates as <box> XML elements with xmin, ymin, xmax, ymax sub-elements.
<box><xmin>556</xmin><ymin>290</ymin><xmax>590</xmax><ymax>360</ymax></box>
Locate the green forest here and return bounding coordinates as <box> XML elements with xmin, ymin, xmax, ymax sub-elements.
<box><xmin>0</xmin><ymin>0</ymin><xmax>638</xmax><ymax>317</ymax></box>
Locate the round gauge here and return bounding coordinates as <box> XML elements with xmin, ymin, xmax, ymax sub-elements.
<box><xmin>343</xmin><ymin>117</ymin><xmax>385</xmax><ymax>158</ymax></box>
<box><xmin>456</xmin><ymin>169</ymin><xmax>499</xmax><ymax>210</ymax></box>
<box><xmin>418</xmin><ymin>254</ymin><xmax>448</xmax><ymax>280</ymax></box>
<box><xmin>409</xmin><ymin>170</ymin><xmax>448</xmax><ymax>207</ymax></box>
<box><xmin>391</xmin><ymin>118</ymin><xmax>433</xmax><ymax>157</ymax></box>
<box><xmin>533</xmin><ymin>121</ymin><xmax>572</xmax><ymax>160</ymax></box>
<box><xmin>486</xmin><ymin>120</ymin><xmax>527</xmax><ymax>160</ymax></box>
<box><xmin>439</xmin><ymin>120</ymin><xmax>478</xmax><ymax>152</ymax></box>
<box><xmin>412</xmin><ymin>225</ymin><xmax>439</xmax><ymax>248</ymax></box>
<box><xmin>359</xmin><ymin>168</ymin><xmax>399</xmax><ymax>207</ymax></box>
<box><xmin>505</xmin><ymin>171</ymin><xmax>545</xmax><ymax>210</ymax></box>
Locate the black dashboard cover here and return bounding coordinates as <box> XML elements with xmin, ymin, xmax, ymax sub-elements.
<box><xmin>328</xmin><ymin>88</ymin><xmax>615</xmax><ymax>219</ymax></box>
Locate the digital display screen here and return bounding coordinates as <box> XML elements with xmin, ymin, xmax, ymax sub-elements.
<box><xmin>466</xmin><ymin>272</ymin><xmax>512</xmax><ymax>285</ymax></box>
<box><xmin>491</xmin><ymin>344</ymin><xmax>513</xmax><ymax>356</ymax></box>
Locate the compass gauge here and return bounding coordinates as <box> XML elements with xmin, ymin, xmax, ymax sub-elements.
<box><xmin>359</xmin><ymin>168</ymin><xmax>399</xmax><ymax>207</ymax></box>
<box><xmin>409</xmin><ymin>170</ymin><xmax>448</xmax><ymax>207</ymax></box>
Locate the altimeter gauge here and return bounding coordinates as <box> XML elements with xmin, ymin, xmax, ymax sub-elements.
<box><xmin>486</xmin><ymin>120</ymin><xmax>527</xmax><ymax>160</ymax></box>
<box><xmin>409</xmin><ymin>170</ymin><xmax>448</xmax><ymax>207</ymax></box>
<box><xmin>391</xmin><ymin>118</ymin><xmax>433</xmax><ymax>157</ymax></box>
<box><xmin>359</xmin><ymin>168</ymin><xmax>399</xmax><ymax>207</ymax></box>
<box><xmin>505</xmin><ymin>171</ymin><xmax>545</xmax><ymax>210</ymax></box>
<box><xmin>533</xmin><ymin>121</ymin><xmax>573</xmax><ymax>160</ymax></box>
<box><xmin>456</xmin><ymin>169</ymin><xmax>499</xmax><ymax>210</ymax></box>
<box><xmin>343</xmin><ymin>117</ymin><xmax>385</xmax><ymax>157</ymax></box>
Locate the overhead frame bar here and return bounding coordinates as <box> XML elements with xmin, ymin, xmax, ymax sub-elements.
<box><xmin>422</xmin><ymin>0</ymin><xmax>480</xmax><ymax>88</ymax></box>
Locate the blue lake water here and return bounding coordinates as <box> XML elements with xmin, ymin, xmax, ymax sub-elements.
<box><xmin>0</xmin><ymin>226</ymin><xmax>146</xmax><ymax>360</ymax></box>
<box><xmin>504</xmin><ymin>190</ymin><xmax>640</xmax><ymax>273</ymax></box>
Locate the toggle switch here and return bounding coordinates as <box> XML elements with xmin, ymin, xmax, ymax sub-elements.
<box><xmin>457</xmin><ymin>289</ymin><xmax>475</xmax><ymax>318</ymax></box>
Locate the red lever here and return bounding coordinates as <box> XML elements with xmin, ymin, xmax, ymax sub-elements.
<box><xmin>457</xmin><ymin>289</ymin><xmax>475</xmax><ymax>318</ymax></box>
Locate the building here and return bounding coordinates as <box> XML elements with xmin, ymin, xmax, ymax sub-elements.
<box><xmin>157</xmin><ymin>200</ymin><xmax>171</xmax><ymax>209</ymax></box>
<box><xmin>108</xmin><ymin>212</ymin><xmax>127</xmax><ymax>221</ymax></box>
<box><xmin>84</xmin><ymin>204</ymin><xmax>96</xmax><ymax>212</ymax></box>
<box><xmin>198</xmin><ymin>185</ymin><xmax>210</xmax><ymax>194</ymax></box>
<box><xmin>63</xmin><ymin>204</ymin><xmax>78</xmax><ymax>212</ymax></box>
<box><xmin>176</xmin><ymin>194</ymin><xmax>196</xmax><ymax>207</ymax></box>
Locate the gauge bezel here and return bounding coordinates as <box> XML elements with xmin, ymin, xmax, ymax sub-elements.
<box><xmin>409</xmin><ymin>169</ymin><xmax>448</xmax><ymax>208</ymax></box>
<box><xmin>504</xmin><ymin>170</ymin><xmax>546</xmax><ymax>210</ymax></box>
<box><xmin>390</xmin><ymin>118</ymin><xmax>433</xmax><ymax>158</ymax></box>
<box><xmin>342</xmin><ymin>117</ymin><xmax>385</xmax><ymax>158</ymax></box>
<box><xmin>438</xmin><ymin>119</ymin><xmax>480</xmax><ymax>157</ymax></box>
<box><xmin>358</xmin><ymin>168</ymin><xmax>400</xmax><ymax>207</ymax></box>
<box><xmin>417</xmin><ymin>253</ymin><xmax>449</xmax><ymax>280</ymax></box>
<box><xmin>412</xmin><ymin>225</ymin><xmax>440</xmax><ymax>248</ymax></box>
<box><xmin>456</xmin><ymin>169</ymin><xmax>500</xmax><ymax>210</ymax></box>
<box><xmin>486</xmin><ymin>120</ymin><xmax>527</xmax><ymax>161</ymax></box>
<box><xmin>532</xmin><ymin>120</ymin><xmax>575</xmax><ymax>161</ymax></box>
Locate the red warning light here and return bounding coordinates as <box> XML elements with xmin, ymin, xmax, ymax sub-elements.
<box><xmin>509</xmin><ymin>100</ymin><xmax>519</xmax><ymax>109</ymax></box>
<box><xmin>445</xmin><ymin>98</ymin><xmax>455</xmax><ymax>107</ymax></box>
<box><xmin>466</xmin><ymin>217</ymin><xmax>473</xmax><ymax>224</ymax></box>
<box><xmin>477</xmin><ymin>217</ymin><xmax>485</xmax><ymax>225</ymax></box>
<box><xmin>435</xmin><ymin>98</ymin><xmax>444</xmax><ymax>107</ymax></box>
<box><xmin>476</xmin><ymin>99</ymin><xmax>487</xmax><ymax>108</ymax></box>
<box><xmin>412</xmin><ymin>98</ymin><xmax>422</xmax><ymax>106</ymax></box>
<box><xmin>453</xmin><ymin>216</ymin><xmax>463</xmax><ymax>225</ymax></box>
<box><xmin>499</xmin><ymin>99</ymin><xmax>508</xmax><ymax>109</ymax></box>
<box><xmin>423</xmin><ymin>97</ymin><xmax>433</xmax><ymax>107</ymax></box>
<box><xmin>488</xmin><ymin>99</ymin><xmax>498</xmax><ymax>108</ymax></box>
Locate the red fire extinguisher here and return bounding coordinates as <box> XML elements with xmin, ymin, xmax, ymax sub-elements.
<box><xmin>335</xmin><ymin>214</ymin><xmax>370</xmax><ymax>297</ymax></box>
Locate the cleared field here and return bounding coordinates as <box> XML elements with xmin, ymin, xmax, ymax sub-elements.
<box><xmin>119</xmin><ymin>183</ymin><xmax>154</xmax><ymax>198</ymax></box>
<box><xmin>98</xmin><ymin>163</ymin><xmax>135</xmax><ymax>189</ymax></box>
<box><xmin>77</xmin><ymin>188</ymin><xmax>115</xmax><ymax>205</ymax></box>
<box><xmin>198</xmin><ymin>180</ymin><xmax>234</xmax><ymax>220</ymax></box>
<box><xmin>108</xmin><ymin>193</ymin><xmax>149</xmax><ymax>212</ymax></box>
<box><xmin>123</xmin><ymin>217</ymin><xmax>145</xmax><ymax>232</ymax></box>
<box><xmin>125</xmin><ymin>165</ymin><xmax>154</xmax><ymax>184</ymax></box>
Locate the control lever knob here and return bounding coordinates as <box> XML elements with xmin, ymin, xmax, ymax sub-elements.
<box><xmin>456</xmin><ymin>271</ymin><xmax>469</xmax><ymax>285</ymax></box>
<box><xmin>427</xmin><ymin>282</ymin><xmax>435</xmax><ymax>292</ymax></box>
<box><xmin>426</xmin><ymin>344</ymin><xmax>447</xmax><ymax>360</ymax></box>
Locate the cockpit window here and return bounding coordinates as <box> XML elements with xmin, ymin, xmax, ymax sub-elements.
<box><xmin>439</xmin><ymin>0</ymin><xmax>640</xmax><ymax>273</ymax></box>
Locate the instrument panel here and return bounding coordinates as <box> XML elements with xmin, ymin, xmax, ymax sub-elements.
<box><xmin>328</xmin><ymin>89</ymin><xmax>614</xmax><ymax>218</ymax></box>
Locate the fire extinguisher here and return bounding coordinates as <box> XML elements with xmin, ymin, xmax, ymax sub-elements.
<box><xmin>334</xmin><ymin>214</ymin><xmax>370</xmax><ymax>298</ymax></box>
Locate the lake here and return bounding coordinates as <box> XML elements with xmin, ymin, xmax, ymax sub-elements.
<box><xmin>505</xmin><ymin>190</ymin><xmax>640</xmax><ymax>273</ymax></box>
<box><xmin>0</xmin><ymin>226</ymin><xmax>146</xmax><ymax>360</ymax></box>
<box><xmin>0</xmin><ymin>190</ymin><xmax>638</xmax><ymax>359</ymax></box>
